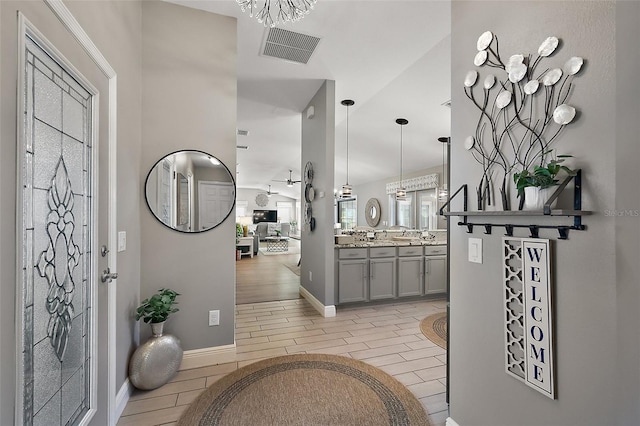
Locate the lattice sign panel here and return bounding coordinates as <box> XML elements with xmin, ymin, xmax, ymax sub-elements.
<box><xmin>503</xmin><ymin>238</ymin><xmax>555</xmax><ymax>399</ymax></box>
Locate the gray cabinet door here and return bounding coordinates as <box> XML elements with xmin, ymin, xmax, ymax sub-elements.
<box><xmin>338</xmin><ymin>260</ymin><xmax>368</xmax><ymax>303</ymax></box>
<box><xmin>370</xmin><ymin>258</ymin><xmax>396</xmax><ymax>300</ymax></box>
<box><xmin>425</xmin><ymin>255</ymin><xmax>447</xmax><ymax>294</ymax></box>
<box><xmin>398</xmin><ymin>256</ymin><xmax>424</xmax><ymax>297</ymax></box>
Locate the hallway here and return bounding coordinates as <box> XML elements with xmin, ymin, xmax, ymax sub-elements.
<box><xmin>118</xmin><ymin>298</ymin><xmax>448</xmax><ymax>425</ymax></box>
<box><xmin>235</xmin><ymin>238</ymin><xmax>301</xmax><ymax>305</ymax></box>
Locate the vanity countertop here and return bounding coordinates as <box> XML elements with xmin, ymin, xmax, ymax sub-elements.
<box><xmin>335</xmin><ymin>240</ymin><xmax>446</xmax><ymax>248</ymax></box>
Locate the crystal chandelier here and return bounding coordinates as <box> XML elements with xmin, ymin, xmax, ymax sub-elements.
<box><xmin>236</xmin><ymin>0</ymin><xmax>317</xmax><ymax>28</ymax></box>
<box><xmin>396</xmin><ymin>118</ymin><xmax>408</xmax><ymax>200</ymax></box>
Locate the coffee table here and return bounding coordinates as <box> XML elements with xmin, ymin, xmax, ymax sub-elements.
<box><xmin>265</xmin><ymin>236</ymin><xmax>289</xmax><ymax>252</ymax></box>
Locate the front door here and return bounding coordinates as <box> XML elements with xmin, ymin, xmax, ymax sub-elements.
<box><xmin>16</xmin><ymin>6</ymin><xmax>115</xmax><ymax>425</ymax></box>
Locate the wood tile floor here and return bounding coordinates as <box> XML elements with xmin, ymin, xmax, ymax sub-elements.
<box><xmin>118</xmin><ymin>298</ymin><xmax>448</xmax><ymax>426</ymax></box>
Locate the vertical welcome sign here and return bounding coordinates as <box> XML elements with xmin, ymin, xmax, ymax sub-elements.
<box><xmin>503</xmin><ymin>238</ymin><xmax>555</xmax><ymax>399</ymax></box>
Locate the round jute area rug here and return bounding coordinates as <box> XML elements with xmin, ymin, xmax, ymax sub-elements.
<box><xmin>419</xmin><ymin>312</ymin><xmax>447</xmax><ymax>349</ymax></box>
<box><xmin>177</xmin><ymin>353</ymin><xmax>431</xmax><ymax>426</ymax></box>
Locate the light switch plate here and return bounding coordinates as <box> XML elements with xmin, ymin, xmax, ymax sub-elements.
<box><xmin>468</xmin><ymin>237</ymin><xmax>483</xmax><ymax>264</ymax></box>
<box><xmin>117</xmin><ymin>231</ymin><xmax>126</xmax><ymax>252</ymax></box>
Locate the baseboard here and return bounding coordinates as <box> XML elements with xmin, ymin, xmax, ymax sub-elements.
<box><xmin>115</xmin><ymin>378</ymin><xmax>133</xmax><ymax>420</ymax></box>
<box><xmin>299</xmin><ymin>286</ymin><xmax>336</xmax><ymax>317</ymax></box>
<box><xmin>446</xmin><ymin>417</ymin><xmax>460</xmax><ymax>426</ymax></box>
<box><xmin>179</xmin><ymin>343</ymin><xmax>237</xmax><ymax>370</ymax></box>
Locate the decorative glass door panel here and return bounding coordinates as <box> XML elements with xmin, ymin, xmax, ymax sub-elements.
<box><xmin>20</xmin><ymin>35</ymin><xmax>94</xmax><ymax>426</ymax></box>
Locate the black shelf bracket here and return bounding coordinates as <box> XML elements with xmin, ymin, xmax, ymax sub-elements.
<box><xmin>440</xmin><ymin>170</ymin><xmax>588</xmax><ymax>240</ymax></box>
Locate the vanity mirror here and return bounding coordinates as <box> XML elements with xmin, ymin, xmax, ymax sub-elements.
<box><xmin>145</xmin><ymin>150</ymin><xmax>235</xmax><ymax>233</ymax></box>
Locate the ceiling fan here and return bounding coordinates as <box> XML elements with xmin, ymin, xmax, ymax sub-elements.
<box><xmin>264</xmin><ymin>184</ymin><xmax>279</xmax><ymax>197</ymax></box>
<box><xmin>273</xmin><ymin>170</ymin><xmax>301</xmax><ymax>187</ymax></box>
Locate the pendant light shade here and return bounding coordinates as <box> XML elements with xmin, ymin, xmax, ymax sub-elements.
<box><xmin>438</xmin><ymin>137</ymin><xmax>450</xmax><ymax>202</ymax></box>
<box><xmin>341</xmin><ymin>99</ymin><xmax>355</xmax><ymax>199</ymax></box>
<box><xmin>396</xmin><ymin>118</ymin><xmax>408</xmax><ymax>200</ymax></box>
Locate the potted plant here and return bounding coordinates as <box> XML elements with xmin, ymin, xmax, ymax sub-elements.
<box><xmin>514</xmin><ymin>154</ymin><xmax>575</xmax><ymax>210</ymax></box>
<box><xmin>130</xmin><ymin>288</ymin><xmax>183</xmax><ymax>390</ymax></box>
<box><xmin>135</xmin><ymin>288</ymin><xmax>180</xmax><ymax>336</ymax></box>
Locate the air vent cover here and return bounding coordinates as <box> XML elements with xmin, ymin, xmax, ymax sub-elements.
<box><xmin>261</xmin><ymin>27</ymin><xmax>320</xmax><ymax>64</ymax></box>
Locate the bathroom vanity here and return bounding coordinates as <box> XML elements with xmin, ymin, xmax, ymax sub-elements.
<box><xmin>335</xmin><ymin>238</ymin><xmax>447</xmax><ymax>305</ymax></box>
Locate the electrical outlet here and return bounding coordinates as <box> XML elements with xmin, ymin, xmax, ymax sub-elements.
<box><xmin>309</xmin><ymin>271</ymin><xmax>312</xmax><ymax>282</ymax></box>
<box><xmin>208</xmin><ymin>310</ymin><xmax>220</xmax><ymax>326</ymax></box>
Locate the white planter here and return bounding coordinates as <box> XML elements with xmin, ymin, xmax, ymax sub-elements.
<box><xmin>523</xmin><ymin>187</ymin><xmax>558</xmax><ymax>210</ymax></box>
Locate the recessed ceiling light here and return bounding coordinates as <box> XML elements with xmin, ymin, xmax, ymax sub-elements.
<box><xmin>441</xmin><ymin>100</ymin><xmax>452</xmax><ymax>108</ymax></box>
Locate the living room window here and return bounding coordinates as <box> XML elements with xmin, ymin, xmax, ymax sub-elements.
<box><xmin>276</xmin><ymin>201</ymin><xmax>293</xmax><ymax>223</ymax></box>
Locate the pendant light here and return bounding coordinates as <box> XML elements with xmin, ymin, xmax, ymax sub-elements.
<box><xmin>438</xmin><ymin>137</ymin><xmax>450</xmax><ymax>201</ymax></box>
<box><xmin>341</xmin><ymin>99</ymin><xmax>355</xmax><ymax>198</ymax></box>
<box><xmin>395</xmin><ymin>118</ymin><xmax>408</xmax><ymax>200</ymax></box>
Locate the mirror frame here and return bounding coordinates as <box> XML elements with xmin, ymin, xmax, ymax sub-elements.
<box><xmin>365</xmin><ymin>198</ymin><xmax>381</xmax><ymax>227</ymax></box>
<box><xmin>144</xmin><ymin>149</ymin><xmax>236</xmax><ymax>233</ymax></box>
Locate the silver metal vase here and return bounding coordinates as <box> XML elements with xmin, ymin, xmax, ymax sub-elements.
<box><xmin>129</xmin><ymin>321</ymin><xmax>183</xmax><ymax>390</ymax></box>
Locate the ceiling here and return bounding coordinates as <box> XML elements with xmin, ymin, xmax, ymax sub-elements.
<box><xmin>168</xmin><ymin>0</ymin><xmax>452</xmax><ymax>199</ymax></box>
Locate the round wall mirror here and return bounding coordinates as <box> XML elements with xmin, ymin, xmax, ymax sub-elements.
<box><xmin>365</xmin><ymin>198</ymin><xmax>381</xmax><ymax>227</ymax></box>
<box><xmin>145</xmin><ymin>150</ymin><xmax>235</xmax><ymax>233</ymax></box>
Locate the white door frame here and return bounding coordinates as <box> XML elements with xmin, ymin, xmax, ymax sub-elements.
<box><xmin>16</xmin><ymin>1</ymin><xmax>118</xmax><ymax>423</ymax></box>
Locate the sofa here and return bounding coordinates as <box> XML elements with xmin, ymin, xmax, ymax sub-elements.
<box><xmin>255</xmin><ymin>222</ymin><xmax>290</xmax><ymax>241</ymax></box>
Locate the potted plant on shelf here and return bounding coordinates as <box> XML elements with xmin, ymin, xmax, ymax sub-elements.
<box><xmin>135</xmin><ymin>288</ymin><xmax>180</xmax><ymax>337</ymax></box>
<box><xmin>514</xmin><ymin>154</ymin><xmax>576</xmax><ymax>210</ymax></box>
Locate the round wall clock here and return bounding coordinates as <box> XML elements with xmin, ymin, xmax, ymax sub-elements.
<box><xmin>255</xmin><ymin>193</ymin><xmax>269</xmax><ymax>207</ymax></box>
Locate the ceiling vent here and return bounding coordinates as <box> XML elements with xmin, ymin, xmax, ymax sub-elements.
<box><xmin>237</xmin><ymin>129</ymin><xmax>249</xmax><ymax>136</ymax></box>
<box><xmin>261</xmin><ymin>27</ymin><xmax>320</xmax><ymax>64</ymax></box>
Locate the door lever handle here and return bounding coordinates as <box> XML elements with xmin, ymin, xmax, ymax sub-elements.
<box><xmin>101</xmin><ymin>267</ymin><xmax>118</xmax><ymax>283</ymax></box>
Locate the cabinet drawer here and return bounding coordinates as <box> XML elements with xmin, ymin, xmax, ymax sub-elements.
<box><xmin>338</xmin><ymin>248</ymin><xmax>368</xmax><ymax>259</ymax></box>
<box><xmin>424</xmin><ymin>246</ymin><xmax>447</xmax><ymax>256</ymax></box>
<box><xmin>398</xmin><ymin>246</ymin><xmax>424</xmax><ymax>257</ymax></box>
<box><xmin>369</xmin><ymin>247</ymin><xmax>396</xmax><ymax>258</ymax></box>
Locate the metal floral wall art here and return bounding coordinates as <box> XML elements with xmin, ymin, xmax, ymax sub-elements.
<box><xmin>463</xmin><ymin>31</ymin><xmax>584</xmax><ymax>210</ymax></box>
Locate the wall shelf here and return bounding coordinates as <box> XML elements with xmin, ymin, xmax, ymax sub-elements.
<box><xmin>439</xmin><ymin>170</ymin><xmax>589</xmax><ymax>240</ymax></box>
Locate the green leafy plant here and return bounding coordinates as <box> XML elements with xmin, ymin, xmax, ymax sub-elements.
<box><xmin>135</xmin><ymin>288</ymin><xmax>180</xmax><ymax>324</ymax></box>
<box><xmin>514</xmin><ymin>155</ymin><xmax>575</xmax><ymax>196</ymax></box>
<box><xmin>236</xmin><ymin>223</ymin><xmax>243</xmax><ymax>238</ymax></box>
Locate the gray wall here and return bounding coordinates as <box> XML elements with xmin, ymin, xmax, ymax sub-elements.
<box><xmin>140</xmin><ymin>1</ymin><xmax>237</xmax><ymax>350</ymax></box>
<box><xmin>450</xmin><ymin>2</ymin><xmax>637</xmax><ymax>425</ymax></box>
<box><xmin>614</xmin><ymin>2</ymin><xmax>640</xmax><ymax>423</ymax></box>
<box><xmin>300</xmin><ymin>81</ymin><xmax>336</xmax><ymax>306</ymax></box>
<box><xmin>236</xmin><ymin>188</ymin><xmax>298</xmax><ymax>222</ymax></box>
<box><xmin>0</xmin><ymin>0</ymin><xmax>143</xmax><ymax>421</ymax></box>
